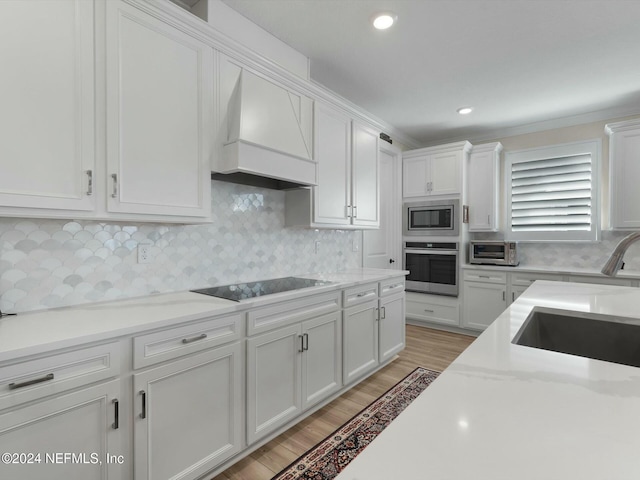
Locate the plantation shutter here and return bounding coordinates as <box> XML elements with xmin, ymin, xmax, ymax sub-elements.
<box><xmin>510</xmin><ymin>153</ymin><xmax>592</xmax><ymax>232</ymax></box>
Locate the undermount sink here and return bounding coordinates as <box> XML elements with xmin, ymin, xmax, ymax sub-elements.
<box><xmin>512</xmin><ymin>307</ymin><xmax>640</xmax><ymax>368</ymax></box>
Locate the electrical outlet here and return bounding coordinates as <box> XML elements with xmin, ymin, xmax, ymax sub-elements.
<box><xmin>137</xmin><ymin>244</ymin><xmax>152</xmax><ymax>264</ymax></box>
<box><xmin>315</xmin><ymin>241</ymin><xmax>321</xmax><ymax>254</ymax></box>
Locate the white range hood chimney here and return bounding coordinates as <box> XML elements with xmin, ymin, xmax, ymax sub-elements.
<box><xmin>214</xmin><ymin>69</ymin><xmax>316</xmax><ymax>188</ymax></box>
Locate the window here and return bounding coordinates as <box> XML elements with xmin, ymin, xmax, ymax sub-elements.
<box><xmin>505</xmin><ymin>140</ymin><xmax>600</xmax><ymax>241</ymax></box>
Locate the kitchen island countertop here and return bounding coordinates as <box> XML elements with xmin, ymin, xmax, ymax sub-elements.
<box><xmin>337</xmin><ymin>280</ymin><xmax>640</xmax><ymax>480</ymax></box>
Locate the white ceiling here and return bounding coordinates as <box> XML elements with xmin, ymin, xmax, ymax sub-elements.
<box><xmin>220</xmin><ymin>0</ymin><xmax>640</xmax><ymax>146</ymax></box>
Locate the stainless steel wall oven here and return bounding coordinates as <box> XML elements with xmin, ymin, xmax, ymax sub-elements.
<box><xmin>403</xmin><ymin>241</ymin><xmax>459</xmax><ymax>296</ymax></box>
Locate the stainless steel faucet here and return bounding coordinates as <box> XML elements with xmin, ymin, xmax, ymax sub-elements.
<box><xmin>601</xmin><ymin>232</ymin><xmax>640</xmax><ymax>276</ymax></box>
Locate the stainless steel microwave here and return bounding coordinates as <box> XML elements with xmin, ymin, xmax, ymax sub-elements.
<box><xmin>469</xmin><ymin>240</ymin><xmax>519</xmax><ymax>266</ymax></box>
<box><xmin>403</xmin><ymin>199</ymin><xmax>459</xmax><ymax>236</ymax></box>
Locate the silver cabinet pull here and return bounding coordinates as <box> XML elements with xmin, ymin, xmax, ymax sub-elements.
<box><xmin>9</xmin><ymin>373</ymin><xmax>54</xmax><ymax>390</ymax></box>
<box><xmin>479</xmin><ymin>275</ymin><xmax>490</xmax><ymax>279</ymax></box>
<box><xmin>303</xmin><ymin>333</ymin><xmax>309</xmax><ymax>351</ymax></box>
<box><xmin>381</xmin><ymin>306</ymin><xmax>386</xmax><ymax>319</ymax></box>
<box><xmin>112</xmin><ymin>399</ymin><xmax>119</xmax><ymax>429</ymax></box>
<box><xmin>353</xmin><ymin>205</ymin><xmax>357</xmax><ymax>218</ymax></box>
<box><xmin>86</xmin><ymin>170</ymin><xmax>93</xmax><ymax>196</ymax></box>
<box><xmin>512</xmin><ymin>292</ymin><xmax>515</xmax><ymax>302</ymax></box>
<box><xmin>111</xmin><ymin>173</ymin><xmax>118</xmax><ymax>198</ymax></box>
<box><xmin>139</xmin><ymin>390</ymin><xmax>146</xmax><ymax>419</ymax></box>
<box><xmin>346</xmin><ymin>205</ymin><xmax>352</xmax><ymax>218</ymax></box>
<box><xmin>503</xmin><ymin>291</ymin><xmax>506</xmax><ymax>301</ymax></box>
<box><xmin>181</xmin><ymin>333</ymin><xmax>207</xmax><ymax>344</ymax></box>
<box><xmin>424</xmin><ymin>309</ymin><xmax>434</xmax><ymax>313</ymax></box>
<box><xmin>298</xmin><ymin>334</ymin><xmax>304</xmax><ymax>353</ymax></box>
<box><xmin>356</xmin><ymin>292</ymin><xmax>367</xmax><ymax>297</ymax></box>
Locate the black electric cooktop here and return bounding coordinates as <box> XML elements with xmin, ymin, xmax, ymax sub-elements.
<box><xmin>191</xmin><ymin>276</ymin><xmax>333</xmax><ymax>302</ymax></box>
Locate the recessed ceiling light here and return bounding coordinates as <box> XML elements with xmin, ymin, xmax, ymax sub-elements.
<box><xmin>372</xmin><ymin>12</ymin><xmax>397</xmax><ymax>30</ymax></box>
<box><xmin>457</xmin><ymin>107</ymin><xmax>473</xmax><ymax>115</ymax></box>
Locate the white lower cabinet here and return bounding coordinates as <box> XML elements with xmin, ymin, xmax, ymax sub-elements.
<box><xmin>246</xmin><ymin>311</ymin><xmax>342</xmax><ymax>445</ymax></box>
<box><xmin>462</xmin><ymin>281</ymin><xmax>507</xmax><ymax>331</ymax></box>
<box><xmin>343</xmin><ymin>299</ymin><xmax>379</xmax><ymax>385</ymax></box>
<box><xmin>379</xmin><ymin>292</ymin><xmax>406</xmax><ymax>363</ymax></box>
<box><xmin>0</xmin><ymin>379</ymin><xmax>124</xmax><ymax>480</ymax></box>
<box><xmin>133</xmin><ymin>343</ymin><xmax>242</xmax><ymax>480</ymax></box>
<box><xmin>405</xmin><ymin>291</ymin><xmax>460</xmax><ymax>327</ymax></box>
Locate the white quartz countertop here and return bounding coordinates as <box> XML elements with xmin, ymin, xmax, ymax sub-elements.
<box><xmin>0</xmin><ymin>268</ymin><xmax>407</xmax><ymax>363</ymax></box>
<box><xmin>337</xmin><ymin>281</ymin><xmax>640</xmax><ymax>480</ymax></box>
<box><xmin>462</xmin><ymin>261</ymin><xmax>640</xmax><ymax>280</ymax></box>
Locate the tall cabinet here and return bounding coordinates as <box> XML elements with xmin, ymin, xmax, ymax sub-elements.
<box><xmin>467</xmin><ymin>142</ymin><xmax>502</xmax><ymax>232</ymax></box>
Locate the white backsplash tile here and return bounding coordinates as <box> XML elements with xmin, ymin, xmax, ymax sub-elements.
<box><xmin>0</xmin><ymin>181</ymin><xmax>362</xmax><ymax>313</ymax></box>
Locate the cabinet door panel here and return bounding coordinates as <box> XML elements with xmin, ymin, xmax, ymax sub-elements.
<box><xmin>106</xmin><ymin>1</ymin><xmax>212</xmax><ymax>217</ymax></box>
<box><xmin>468</xmin><ymin>147</ymin><xmax>498</xmax><ymax>231</ymax></box>
<box><xmin>462</xmin><ymin>282</ymin><xmax>507</xmax><ymax>331</ymax></box>
<box><xmin>0</xmin><ymin>0</ymin><xmax>95</xmax><ymax>212</ymax></box>
<box><xmin>343</xmin><ymin>300</ymin><xmax>379</xmax><ymax>385</ymax></box>
<box><xmin>402</xmin><ymin>156</ymin><xmax>429</xmax><ymax>198</ymax></box>
<box><xmin>430</xmin><ymin>151</ymin><xmax>460</xmax><ymax>196</ymax></box>
<box><xmin>133</xmin><ymin>344</ymin><xmax>242</xmax><ymax>480</ymax></box>
<box><xmin>611</xmin><ymin>128</ymin><xmax>640</xmax><ymax>228</ymax></box>
<box><xmin>313</xmin><ymin>104</ymin><xmax>351</xmax><ymax>225</ymax></box>
<box><xmin>0</xmin><ymin>380</ymin><xmax>122</xmax><ymax>480</ymax></box>
<box><xmin>379</xmin><ymin>293</ymin><xmax>406</xmax><ymax>363</ymax></box>
<box><xmin>352</xmin><ymin>122</ymin><xmax>379</xmax><ymax>227</ymax></box>
<box><xmin>246</xmin><ymin>325</ymin><xmax>302</xmax><ymax>445</ymax></box>
<box><xmin>302</xmin><ymin>312</ymin><xmax>342</xmax><ymax>409</ymax></box>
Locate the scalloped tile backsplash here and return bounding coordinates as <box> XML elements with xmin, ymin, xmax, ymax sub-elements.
<box><xmin>0</xmin><ymin>181</ymin><xmax>362</xmax><ymax>313</ymax></box>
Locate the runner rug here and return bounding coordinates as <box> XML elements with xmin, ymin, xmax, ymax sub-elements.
<box><xmin>271</xmin><ymin>367</ymin><xmax>440</xmax><ymax>480</ymax></box>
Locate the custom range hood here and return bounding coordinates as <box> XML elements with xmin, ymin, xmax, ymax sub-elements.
<box><xmin>213</xmin><ymin>69</ymin><xmax>316</xmax><ymax>189</ymax></box>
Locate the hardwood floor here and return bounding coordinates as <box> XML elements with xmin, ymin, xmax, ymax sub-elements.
<box><xmin>211</xmin><ymin>324</ymin><xmax>475</xmax><ymax>480</ymax></box>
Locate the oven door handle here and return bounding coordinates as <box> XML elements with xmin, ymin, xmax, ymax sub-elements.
<box><xmin>404</xmin><ymin>249</ymin><xmax>458</xmax><ymax>255</ymax></box>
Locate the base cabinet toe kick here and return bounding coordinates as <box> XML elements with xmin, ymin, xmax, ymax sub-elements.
<box><xmin>0</xmin><ymin>275</ymin><xmax>406</xmax><ymax>480</ymax></box>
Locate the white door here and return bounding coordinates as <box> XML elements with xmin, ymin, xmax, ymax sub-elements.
<box><xmin>430</xmin><ymin>150</ymin><xmax>461</xmax><ymax>196</ymax></box>
<box><xmin>246</xmin><ymin>324</ymin><xmax>302</xmax><ymax>445</ymax></box>
<box><xmin>363</xmin><ymin>142</ymin><xmax>402</xmax><ymax>268</ymax></box>
<box><xmin>105</xmin><ymin>0</ymin><xmax>212</xmax><ymax>218</ymax></box>
<box><xmin>351</xmin><ymin>121</ymin><xmax>380</xmax><ymax>227</ymax></box>
<box><xmin>313</xmin><ymin>103</ymin><xmax>352</xmax><ymax>225</ymax></box>
<box><xmin>402</xmin><ymin>155</ymin><xmax>429</xmax><ymax>198</ymax></box>
<box><xmin>133</xmin><ymin>344</ymin><xmax>243</xmax><ymax>480</ymax></box>
<box><xmin>379</xmin><ymin>293</ymin><xmax>406</xmax><ymax>363</ymax></box>
<box><xmin>462</xmin><ymin>282</ymin><xmax>507</xmax><ymax>331</ymax></box>
<box><xmin>301</xmin><ymin>312</ymin><xmax>342</xmax><ymax>409</ymax></box>
<box><xmin>0</xmin><ymin>380</ymin><xmax>123</xmax><ymax>480</ymax></box>
<box><xmin>0</xmin><ymin>0</ymin><xmax>95</xmax><ymax>212</ymax></box>
<box><xmin>343</xmin><ymin>300</ymin><xmax>379</xmax><ymax>385</ymax></box>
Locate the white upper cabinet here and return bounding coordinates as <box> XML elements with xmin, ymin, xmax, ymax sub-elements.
<box><xmin>0</xmin><ymin>0</ymin><xmax>95</xmax><ymax>213</ymax></box>
<box><xmin>105</xmin><ymin>0</ymin><xmax>212</xmax><ymax>218</ymax></box>
<box><xmin>285</xmin><ymin>102</ymin><xmax>380</xmax><ymax>229</ymax></box>
<box><xmin>606</xmin><ymin>119</ymin><xmax>640</xmax><ymax>229</ymax></box>
<box><xmin>467</xmin><ymin>142</ymin><xmax>502</xmax><ymax>232</ymax></box>
<box><xmin>403</xmin><ymin>141</ymin><xmax>471</xmax><ymax>198</ymax></box>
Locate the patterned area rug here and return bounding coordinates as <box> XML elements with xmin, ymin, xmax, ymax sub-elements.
<box><xmin>271</xmin><ymin>367</ymin><xmax>440</xmax><ymax>480</ymax></box>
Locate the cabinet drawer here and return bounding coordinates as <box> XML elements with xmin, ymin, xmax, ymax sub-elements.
<box><xmin>379</xmin><ymin>277</ymin><xmax>405</xmax><ymax>297</ymax></box>
<box><xmin>247</xmin><ymin>291</ymin><xmax>340</xmax><ymax>336</ymax></box>
<box><xmin>405</xmin><ymin>292</ymin><xmax>459</xmax><ymax>327</ymax></box>
<box><xmin>510</xmin><ymin>272</ymin><xmax>563</xmax><ymax>286</ymax></box>
<box><xmin>343</xmin><ymin>283</ymin><xmax>378</xmax><ymax>308</ymax></box>
<box><xmin>463</xmin><ymin>270</ymin><xmax>507</xmax><ymax>284</ymax></box>
<box><xmin>0</xmin><ymin>342</ymin><xmax>119</xmax><ymax>410</ymax></box>
<box><xmin>133</xmin><ymin>313</ymin><xmax>242</xmax><ymax>369</ymax></box>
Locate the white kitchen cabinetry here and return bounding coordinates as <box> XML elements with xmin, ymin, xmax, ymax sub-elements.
<box><xmin>405</xmin><ymin>291</ymin><xmax>460</xmax><ymax>328</ymax></box>
<box><xmin>105</xmin><ymin>0</ymin><xmax>212</xmax><ymax>219</ymax></box>
<box><xmin>467</xmin><ymin>142</ymin><xmax>502</xmax><ymax>232</ymax></box>
<box><xmin>246</xmin><ymin>295</ymin><xmax>342</xmax><ymax>445</ymax></box>
<box><xmin>402</xmin><ymin>142</ymin><xmax>472</xmax><ymax>198</ymax></box>
<box><xmin>133</xmin><ymin>343</ymin><xmax>242</xmax><ymax>480</ymax></box>
<box><xmin>378</xmin><ymin>278</ymin><xmax>406</xmax><ymax>363</ymax></box>
<box><xmin>605</xmin><ymin>119</ymin><xmax>640</xmax><ymax>229</ymax></box>
<box><xmin>0</xmin><ymin>0</ymin><xmax>96</xmax><ymax>213</ymax></box>
<box><xmin>0</xmin><ymin>343</ymin><xmax>124</xmax><ymax>479</ymax></box>
<box><xmin>462</xmin><ymin>270</ymin><xmax>508</xmax><ymax>331</ymax></box>
<box><xmin>285</xmin><ymin>103</ymin><xmax>380</xmax><ymax>229</ymax></box>
<box><xmin>509</xmin><ymin>271</ymin><xmax>564</xmax><ymax>303</ymax></box>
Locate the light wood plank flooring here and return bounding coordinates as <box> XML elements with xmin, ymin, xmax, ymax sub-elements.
<box><xmin>211</xmin><ymin>324</ymin><xmax>475</xmax><ymax>480</ymax></box>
